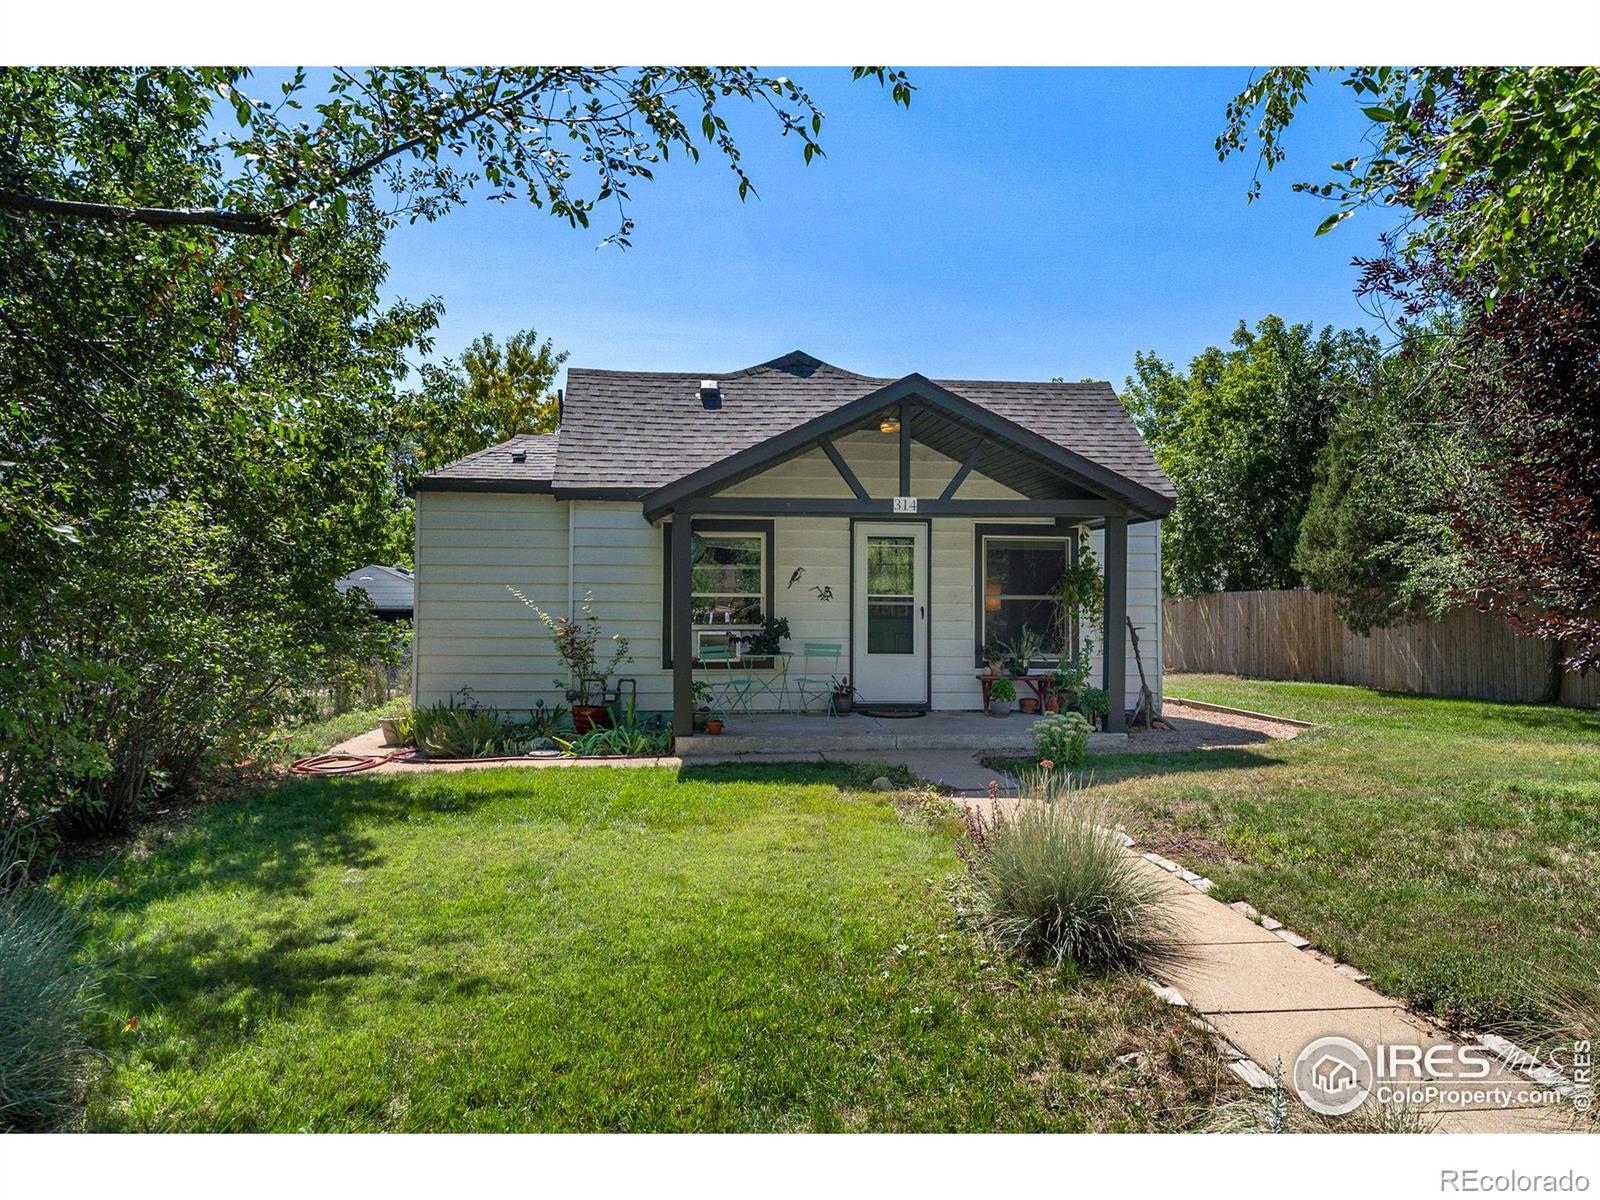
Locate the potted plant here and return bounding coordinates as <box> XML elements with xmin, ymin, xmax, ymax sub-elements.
<box><xmin>987</xmin><ymin>676</ymin><xmax>1016</xmax><ymax>717</ymax></box>
<box><xmin>690</xmin><ymin>680</ymin><xmax>715</xmax><ymax>732</ymax></box>
<box><xmin>831</xmin><ymin>675</ymin><xmax>857</xmax><ymax>715</ymax></box>
<box><xmin>705</xmin><ymin>716</ymin><xmax>725</xmax><ymax>735</ymax></box>
<box><xmin>1050</xmin><ymin>644</ymin><xmax>1091</xmax><ymax>715</ymax></box>
<box><xmin>379</xmin><ymin>706</ymin><xmax>414</xmax><ymax>747</ymax></box>
<box><xmin>1079</xmin><ymin>685</ymin><xmax>1111</xmax><ymax>730</ymax></box>
<box><xmin>509</xmin><ymin>587</ymin><xmax>633</xmax><ymax>733</ymax></box>
<box><xmin>981</xmin><ymin>639</ymin><xmax>1008</xmax><ymax>677</ymax></box>
<box><xmin>745</xmin><ymin>615</ymin><xmax>791</xmax><ymax>660</ymax></box>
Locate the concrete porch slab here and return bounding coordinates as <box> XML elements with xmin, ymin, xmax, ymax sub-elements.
<box><xmin>675</xmin><ymin>710</ymin><xmax>1128</xmax><ymax>758</ymax></box>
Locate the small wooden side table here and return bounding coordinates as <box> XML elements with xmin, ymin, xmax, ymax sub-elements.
<box><xmin>976</xmin><ymin>673</ymin><xmax>1055</xmax><ymax>710</ymax></box>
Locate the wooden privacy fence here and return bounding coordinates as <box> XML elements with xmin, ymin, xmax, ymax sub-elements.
<box><xmin>1164</xmin><ymin>589</ymin><xmax>1600</xmax><ymax>708</ymax></box>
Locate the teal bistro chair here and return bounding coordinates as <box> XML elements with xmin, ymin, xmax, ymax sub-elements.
<box><xmin>792</xmin><ymin>642</ymin><xmax>843</xmax><ymax>716</ymax></box>
<box><xmin>695</xmin><ymin>642</ymin><xmax>754</xmax><ymax>718</ymax></box>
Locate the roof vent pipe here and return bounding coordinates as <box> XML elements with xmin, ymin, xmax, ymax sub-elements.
<box><xmin>699</xmin><ymin>380</ymin><xmax>722</xmax><ymax>410</ymax></box>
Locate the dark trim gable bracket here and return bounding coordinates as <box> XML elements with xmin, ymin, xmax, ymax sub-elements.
<box><xmin>940</xmin><ymin>439</ymin><xmax>986</xmax><ymax>500</ymax></box>
<box><xmin>819</xmin><ymin>438</ymin><xmax>870</xmax><ymax>500</ymax></box>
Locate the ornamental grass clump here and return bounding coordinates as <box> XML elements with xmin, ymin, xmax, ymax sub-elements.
<box><xmin>0</xmin><ymin>850</ymin><xmax>99</xmax><ymax>1131</ymax></box>
<box><xmin>959</xmin><ymin>770</ymin><xmax>1180</xmax><ymax>973</ymax></box>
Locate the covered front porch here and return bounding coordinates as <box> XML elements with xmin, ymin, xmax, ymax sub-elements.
<box><xmin>650</xmin><ymin>374</ymin><xmax>1172</xmax><ymax>739</ymax></box>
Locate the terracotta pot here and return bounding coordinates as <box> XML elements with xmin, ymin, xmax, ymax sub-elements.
<box><xmin>1043</xmin><ymin>695</ymin><xmax>1060</xmax><ymax>714</ymax></box>
<box><xmin>572</xmin><ymin>704</ymin><xmax>613</xmax><ymax>734</ymax></box>
<box><xmin>705</xmin><ymin>719</ymin><xmax>724</xmax><ymax>735</ymax></box>
<box><xmin>1019</xmin><ymin>697</ymin><xmax>1039</xmax><ymax>714</ymax></box>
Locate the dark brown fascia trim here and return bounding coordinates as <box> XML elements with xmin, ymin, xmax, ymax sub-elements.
<box><xmin>411</xmin><ymin>477</ymin><xmax>554</xmax><ymax>496</ymax></box>
<box><xmin>678</xmin><ymin>497</ymin><xmax>1124</xmax><ymax>518</ymax></box>
<box><xmin>639</xmin><ymin>373</ymin><xmax>1173</xmax><ymax>521</ymax></box>
<box><xmin>411</xmin><ymin>479</ymin><xmax>654</xmax><ymax>500</ymax></box>
<box><xmin>552</xmin><ymin>487</ymin><xmax>650</xmax><ymax>500</ymax></box>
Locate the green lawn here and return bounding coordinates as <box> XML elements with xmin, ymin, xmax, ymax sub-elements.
<box><xmin>67</xmin><ymin>764</ymin><xmax>1222</xmax><ymax>1132</ymax></box>
<box><xmin>1071</xmin><ymin>675</ymin><xmax>1600</xmax><ymax>1030</ymax></box>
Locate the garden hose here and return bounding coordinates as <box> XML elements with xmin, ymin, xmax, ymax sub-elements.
<box><xmin>289</xmin><ymin>749</ymin><xmax>413</xmax><ymax>776</ymax></box>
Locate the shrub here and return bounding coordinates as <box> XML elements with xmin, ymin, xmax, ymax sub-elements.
<box><xmin>959</xmin><ymin>774</ymin><xmax>1179</xmax><ymax>972</ymax></box>
<box><xmin>0</xmin><ymin>854</ymin><xmax>99</xmax><ymax>1131</ymax></box>
<box><xmin>412</xmin><ymin>692</ymin><xmax>530</xmax><ymax>758</ymax></box>
<box><xmin>988</xmin><ymin>677</ymin><xmax>1017</xmax><ymax>702</ymax></box>
<box><xmin>1078</xmin><ymin>687</ymin><xmax>1111</xmax><ymax>723</ymax></box>
<box><xmin>552</xmin><ymin>722</ymin><xmax>673</xmax><ymax>757</ymax></box>
<box><xmin>1030</xmin><ymin>710</ymin><xmax>1092</xmax><ymax>767</ymax></box>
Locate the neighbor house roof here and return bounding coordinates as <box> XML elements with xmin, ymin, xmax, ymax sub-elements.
<box><xmin>335</xmin><ymin>564</ymin><xmax>415</xmax><ymax>614</ymax></box>
<box><xmin>417</xmin><ymin>352</ymin><xmax>1174</xmax><ymax>508</ymax></box>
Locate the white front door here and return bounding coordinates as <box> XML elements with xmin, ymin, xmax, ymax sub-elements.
<box><xmin>851</xmin><ymin>522</ymin><xmax>929</xmax><ymax>706</ymax></box>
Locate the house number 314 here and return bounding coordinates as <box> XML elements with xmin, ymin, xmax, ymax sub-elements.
<box><xmin>892</xmin><ymin>496</ymin><xmax>918</xmax><ymax>514</ymax></box>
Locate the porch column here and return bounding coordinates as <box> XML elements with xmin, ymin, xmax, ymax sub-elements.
<box><xmin>1102</xmin><ymin>513</ymin><xmax>1128</xmax><ymax>733</ymax></box>
<box><xmin>671</xmin><ymin>513</ymin><xmax>694</xmax><ymax>736</ymax></box>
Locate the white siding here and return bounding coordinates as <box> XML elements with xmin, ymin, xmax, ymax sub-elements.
<box><xmin>412</xmin><ymin>491</ymin><xmax>568</xmax><ymax>712</ymax></box>
<box><xmin>412</xmin><ymin>432</ymin><xmax>1164</xmax><ymax>716</ymax></box>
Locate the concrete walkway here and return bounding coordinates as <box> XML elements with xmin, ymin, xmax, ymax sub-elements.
<box><xmin>1138</xmin><ymin>858</ymin><xmax>1573</xmax><ymax>1133</ymax></box>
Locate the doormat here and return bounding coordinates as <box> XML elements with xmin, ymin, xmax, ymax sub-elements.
<box><xmin>855</xmin><ymin>708</ymin><xmax>926</xmax><ymax>719</ymax></box>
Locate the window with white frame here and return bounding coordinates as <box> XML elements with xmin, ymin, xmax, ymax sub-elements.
<box><xmin>691</xmin><ymin>532</ymin><xmax>765</xmax><ymax>625</ymax></box>
<box><xmin>979</xmin><ymin>534</ymin><xmax>1070</xmax><ymax>660</ymax></box>
<box><xmin>662</xmin><ymin>522</ymin><xmax>776</xmax><ymax>667</ymax></box>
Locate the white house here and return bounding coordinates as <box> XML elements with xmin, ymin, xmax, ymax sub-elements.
<box><xmin>410</xmin><ymin>352</ymin><xmax>1172</xmax><ymax>736</ymax></box>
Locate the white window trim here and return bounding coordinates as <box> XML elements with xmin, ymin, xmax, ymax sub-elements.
<box><xmin>690</xmin><ymin>530</ymin><xmax>768</xmax><ymax>634</ymax></box>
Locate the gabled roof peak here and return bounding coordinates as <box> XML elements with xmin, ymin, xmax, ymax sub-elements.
<box><xmin>739</xmin><ymin>350</ymin><xmax>868</xmax><ymax>380</ymax></box>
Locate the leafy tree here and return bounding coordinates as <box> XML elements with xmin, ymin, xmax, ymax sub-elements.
<box><xmin>0</xmin><ymin>66</ymin><xmax>913</xmax><ymax>242</ymax></box>
<box><xmin>460</xmin><ymin>330</ymin><xmax>566</xmax><ymax>439</ymax></box>
<box><xmin>1123</xmin><ymin>316</ymin><xmax>1381</xmax><ymax>597</ymax></box>
<box><xmin>1218</xmin><ymin>67</ymin><xmax>1600</xmax><ymax>305</ymax></box>
<box><xmin>0</xmin><ymin>65</ymin><xmax>912</xmax><ymax>852</ymax></box>
<box><xmin>1219</xmin><ymin>67</ymin><xmax>1600</xmax><ymax>670</ymax></box>
<box><xmin>1294</xmin><ymin>336</ymin><xmax>1471</xmax><ymax>632</ymax></box>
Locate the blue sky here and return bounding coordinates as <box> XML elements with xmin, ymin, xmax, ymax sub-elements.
<box><xmin>378</xmin><ymin>67</ymin><xmax>1390</xmax><ymax>389</ymax></box>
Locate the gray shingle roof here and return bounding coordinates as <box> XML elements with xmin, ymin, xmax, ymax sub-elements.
<box><xmin>420</xmin><ymin>431</ymin><xmax>559</xmax><ymax>489</ymax></box>
<box><xmin>419</xmin><ymin>353</ymin><xmax>1174</xmax><ymax>503</ymax></box>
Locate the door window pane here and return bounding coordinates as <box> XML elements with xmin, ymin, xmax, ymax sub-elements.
<box><xmin>867</xmin><ymin>601</ymin><xmax>914</xmax><ymax>654</ymax></box>
<box><xmin>866</xmin><ymin>536</ymin><xmax>914</xmax><ymax>595</ymax></box>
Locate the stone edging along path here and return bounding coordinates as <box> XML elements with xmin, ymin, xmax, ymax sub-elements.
<box><xmin>1162</xmin><ymin>695</ymin><xmax>1318</xmax><ymax>729</ymax></box>
<box><xmin>1129</xmin><ymin>839</ymin><xmax>1577</xmax><ymax>1133</ymax></box>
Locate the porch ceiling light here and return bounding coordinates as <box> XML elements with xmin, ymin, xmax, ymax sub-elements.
<box><xmin>878</xmin><ymin>416</ymin><xmax>901</xmax><ymax>434</ymax></box>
